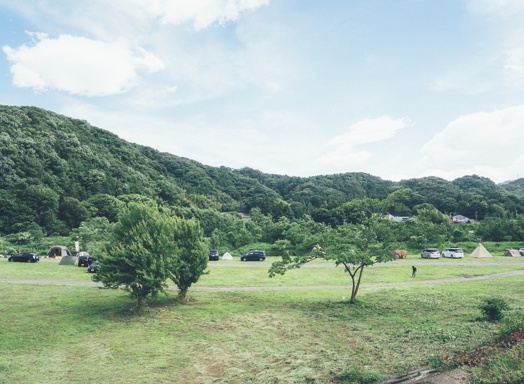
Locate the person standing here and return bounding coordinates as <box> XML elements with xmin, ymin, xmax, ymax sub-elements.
<box><xmin>412</xmin><ymin>265</ymin><xmax>417</xmax><ymax>277</ymax></box>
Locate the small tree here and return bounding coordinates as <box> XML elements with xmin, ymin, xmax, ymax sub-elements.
<box><xmin>94</xmin><ymin>203</ymin><xmax>178</xmax><ymax>311</ymax></box>
<box><xmin>167</xmin><ymin>217</ymin><xmax>208</xmax><ymax>301</ymax></box>
<box><xmin>269</xmin><ymin>189</ymin><xmax>411</xmax><ymax>303</ymax></box>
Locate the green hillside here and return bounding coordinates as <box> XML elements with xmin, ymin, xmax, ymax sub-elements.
<box><xmin>1</xmin><ymin>104</ymin><xmax>523</xmax><ymax>237</ymax></box>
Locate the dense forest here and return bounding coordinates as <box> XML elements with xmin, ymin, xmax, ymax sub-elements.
<box><xmin>1</xmin><ymin>105</ymin><xmax>524</xmax><ymax>252</ymax></box>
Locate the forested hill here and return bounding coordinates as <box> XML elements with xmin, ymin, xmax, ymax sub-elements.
<box><xmin>1</xmin><ymin>105</ymin><xmax>523</xmax><ymax>236</ymax></box>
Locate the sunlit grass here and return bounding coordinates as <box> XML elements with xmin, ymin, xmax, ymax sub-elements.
<box><xmin>0</xmin><ymin>258</ymin><xmax>523</xmax><ymax>383</ymax></box>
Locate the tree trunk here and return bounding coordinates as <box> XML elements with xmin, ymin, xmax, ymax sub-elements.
<box><xmin>179</xmin><ymin>288</ymin><xmax>188</xmax><ymax>301</ymax></box>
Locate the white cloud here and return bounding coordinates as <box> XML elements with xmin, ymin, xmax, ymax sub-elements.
<box><xmin>467</xmin><ymin>0</ymin><xmax>524</xmax><ymax>87</ymax></box>
<box><xmin>419</xmin><ymin>105</ymin><xmax>524</xmax><ymax>182</ymax></box>
<box><xmin>315</xmin><ymin>116</ymin><xmax>412</xmax><ymax>171</ymax></box>
<box><xmin>143</xmin><ymin>0</ymin><xmax>270</xmax><ymax>30</ymax></box>
<box><xmin>467</xmin><ymin>0</ymin><xmax>524</xmax><ymax>14</ymax></box>
<box><xmin>330</xmin><ymin>116</ymin><xmax>412</xmax><ymax>146</ymax></box>
<box><xmin>3</xmin><ymin>33</ymin><xmax>164</xmax><ymax>97</ymax></box>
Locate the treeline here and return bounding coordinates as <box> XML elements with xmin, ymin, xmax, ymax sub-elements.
<box><xmin>1</xmin><ymin>105</ymin><xmax>524</xmax><ymax>249</ymax></box>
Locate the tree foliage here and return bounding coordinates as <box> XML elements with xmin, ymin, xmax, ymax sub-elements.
<box><xmin>167</xmin><ymin>217</ymin><xmax>208</xmax><ymax>300</ymax></box>
<box><xmin>269</xmin><ymin>189</ymin><xmax>411</xmax><ymax>303</ymax></box>
<box><xmin>94</xmin><ymin>204</ymin><xmax>178</xmax><ymax>310</ymax></box>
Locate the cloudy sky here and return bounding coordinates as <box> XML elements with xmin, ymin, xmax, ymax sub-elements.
<box><xmin>1</xmin><ymin>0</ymin><xmax>524</xmax><ymax>184</ymax></box>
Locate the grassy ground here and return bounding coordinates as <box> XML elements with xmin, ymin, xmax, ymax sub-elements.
<box><xmin>0</xmin><ymin>257</ymin><xmax>523</xmax><ymax>383</ymax></box>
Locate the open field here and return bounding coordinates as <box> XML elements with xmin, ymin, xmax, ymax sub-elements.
<box><xmin>1</xmin><ymin>256</ymin><xmax>523</xmax><ymax>383</ymax></box>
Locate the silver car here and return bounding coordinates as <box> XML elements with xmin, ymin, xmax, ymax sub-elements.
<box><xmin>442</xmin><ymin>247</ymin><xmax>464</xmax><ymax>258</ymax></box>
<box><xmin>421</xmin><ymin>248</ymin><xmax>440</xmax><ymax>259</ymax></box>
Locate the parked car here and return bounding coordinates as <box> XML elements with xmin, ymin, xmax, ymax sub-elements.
<box><xmin>77</xmin><ymin>252</ymin><xmax>95</xmax><ymax>267</ymax></box>
<box><xmin>519</xmin><ymin>248</ymin><xmax>524</xmax><ymax>256</ymax></box>
<box><xmin>240</xmin><ymin>250</ymin><xmax>266</xmax><ymax>261</ymax></box>
<box><xmin>442</xmin><ymin>247</ymin><xmax>464</xmax><ymax>258</ymax></box>
<box><xmin>421</xmin><ymin>248</ymin><xmax>440</xmax><ymax>259</ymax></box>
<box><xmin>87</xmin><ymin>261</ymin><xmax>100</xmax><ymax>273</ymax></box>
<box><xmin>8</xmin><ymin>252</ymin><xmax>39</xmax><ymax>263</ymax></box>
<box><xmin>209</xmin><ymin>250</ymin><xmax>219</xmax><ymax>261</ymax></box>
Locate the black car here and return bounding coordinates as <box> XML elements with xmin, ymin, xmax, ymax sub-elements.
<box><xmin>240</xmin><ymin>250</ymin><xmax>266</xmax><ymax>261</ymax></box>
<box><xmin>87</xmin><ymin>261</ymin><xmax>100</xmax><ymax>273</ymax></box>
<box><xmin>209</xmin><ymin>250</ymin><xmax>219</xmax><ymax>261</ymax></box>
<box><xmin>8</xmin><ymin>252</ymin><xmax>39</xmax><ymax>263</ymax></box>
<box><xmin>77</xmin><ymin>252</ymin><xmax>94</xmax><ymax>267</ymax></box>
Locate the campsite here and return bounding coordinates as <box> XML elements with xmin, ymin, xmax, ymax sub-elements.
<box><xmin>1</xmin><ymin>246</ymin><xmax>523</xmax><ymax>384</ymax></box>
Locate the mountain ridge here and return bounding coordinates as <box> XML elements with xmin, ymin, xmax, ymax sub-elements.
<box><xmin>1</xmin><ymin>104</ymin><xmax>523</xmax><ymax>236</ymax></box>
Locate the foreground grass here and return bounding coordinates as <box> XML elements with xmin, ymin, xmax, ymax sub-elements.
<box><xmin>0</xmin><ymin>259</ymin><xmax>523</xmax><ymax>383</ymax></box>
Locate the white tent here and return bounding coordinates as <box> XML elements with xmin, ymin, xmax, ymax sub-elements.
<box><xmin>470</xmin><ymin>243</ymin><xmax>493</xmax><ymax>258</ymax></box>
<box><xmin>59</xmin><ymin>255</ymin><xmax>78</xmax><ymax>265</ymax></box>
<box><xmin>221</xmin><ymin>252</ymin><xmax>233</xmax><ymax>260</ymax></box>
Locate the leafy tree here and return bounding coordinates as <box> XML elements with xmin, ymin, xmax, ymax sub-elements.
<box><xmin>86</xmin><ymin>194</ymin><xmax>124</xmax><ymax>222</ymax></box>
<box><xmin>58</xmin><ymin>196</ymin><xmax>90</xmax><ymax>229</ymax></box>
<box><xmin>70</xmin><ymin>217</ymin><xmax>114</xmax><ymax>256</ymax></box>
<box><xmin>269</xmin><ymin>189</ymin><xmax>411</xmax><ymax>303</ymax></box>
<box><xmin>167</xmin><ymin>217</ymin><xmax>208</xmax><ymax>301</ymax></box>
<box><xmin>94</xmin><ymin>203</ymin><xmax>178</xmax><ymax>310</ymax></box>
<box><xmin>415</xmin><ymin>206</ymin><xmax>450</xmax><ymax>225</ymax></box>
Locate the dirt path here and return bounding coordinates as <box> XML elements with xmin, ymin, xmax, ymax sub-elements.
<box><xmin>1</xmin><ymin>269</ymin><xmax>523</xmax><ymax>291</ymax></box>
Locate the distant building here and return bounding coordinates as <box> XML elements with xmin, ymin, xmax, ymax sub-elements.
<box><xmin>452</xmin><ymin>214</ymin><xmax>470</xmax><ymax>224</ymax></box>
<box><xmin>383</xmin><ymin>214</ymin><xmax>411</xmax><ymax>222</ymax></box>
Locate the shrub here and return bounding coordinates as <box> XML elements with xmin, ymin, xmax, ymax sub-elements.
<box><xmin>479</xmin><ymin>297</ymin><xmax>510</xmax><ymax>322</ymax></box>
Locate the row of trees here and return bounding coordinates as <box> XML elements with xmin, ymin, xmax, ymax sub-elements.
<box><xmin>71</xmin><ymin>188</ymin><xmax>524</xmax><ymax>307</ymax></box>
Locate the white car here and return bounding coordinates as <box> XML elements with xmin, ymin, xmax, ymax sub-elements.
<box><xmin>442</xmin><ymin>247</ymin><xmax>464</xmax><ymax>258</ymax></box>
<box><xmin>421</xmin><ymin>248</ymin><xmax>440</xmax><ymax>259</ymax></box>
<box><xmin>519</xmin><ymin>248</ymin><xmax>524</xmax><ymax>256</ymax></box>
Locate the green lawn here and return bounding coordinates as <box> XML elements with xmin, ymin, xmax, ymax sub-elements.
<box><xmin>1</xmin><ymin>256</ymin><xmax>523</xmax><ymax>383</ymax></box>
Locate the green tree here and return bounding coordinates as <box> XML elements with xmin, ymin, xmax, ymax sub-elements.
<box><xmin>94</xmin><ymin>203</ymin><xmax>178</xmax><ymax>311</ymax></box>
<box><xmin>167</xmin><ymin>218</ymin><xmax>208</xmax><ymax>301</ymax></box>
<box><xmin>58</xmin><ymin>196</ymin><xmax>90</xmax><ymax>229</ymax></box>
<box><xmin>70</xmin><ymin>217</ymin><xmax>114</xmax><ymax>257</ymax></box>
<box><xmin>269</xmin><ymin>189</ymin><xmax>411</xmax><ymax>303</ymax></box>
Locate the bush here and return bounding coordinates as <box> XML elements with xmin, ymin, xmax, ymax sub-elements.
<box><xmin>479</xmin><ymin>297</ymin><xmax>510</xmax><ymax>322</ymax></box>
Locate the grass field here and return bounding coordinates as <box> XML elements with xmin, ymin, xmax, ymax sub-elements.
<box><xmin>1</xmin><ymin>256</ymin><xmax>523</xmax><ymax>383</ymax></box>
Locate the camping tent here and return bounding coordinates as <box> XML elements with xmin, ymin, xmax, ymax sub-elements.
<box><xmin>59</xmin><ymin>255</ymin><xmax>78</xmax><ymax>265</ymax></box>
<box><xmin>222</xmin><ymin>252</ymin><xmax>233</xmax><ymax>260</ymax></box>
<box><xmin>470</xmin><ymin>243</ymin><xmax>493</xmax><ymax>258</ymax></box>
<box><xmin>504</xmin><ymin>249</ymin><xmax>520</xmax><ymax>257</ymax></box>
<box><xmin>46</xmin><ymin>245</ymin><xmax>72</xmax><ymax>258</ymax></box>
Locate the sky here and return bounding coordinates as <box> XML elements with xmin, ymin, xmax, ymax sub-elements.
<box><xmin>1</xmin><ymin>0</ymin><xmax>524</xmax><ymax>184</ymax></box>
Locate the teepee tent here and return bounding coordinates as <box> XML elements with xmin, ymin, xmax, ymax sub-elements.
<box><xmin>470</xmin><ymin>243</ymin><xmax>493</xmax><ymax>258</ymax></box>
<box><xmin>221</xmin><ymin>252</ymin><xmax>233</xmax><ymax>260</ymax></box>
<box><xmin>504</xmin><ymin>249</ymin><xmax>520</xmax><ymax>257</ymax></box>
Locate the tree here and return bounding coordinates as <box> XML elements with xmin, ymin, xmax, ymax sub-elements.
<box><xmin>269</xmin><ymin>189</ymin><xmax>411</xmax><ymax>303</ymax></box>
<box><xmin>70</xmin><ymin>217</ymin><xmax>114</xmax><ymax>257</ymax></box>
<box><xmin>167</xmin><ymin>218</ymin><xmax>208</xmax><ymax>301</ymax></box>
<box><xmin>93</xmin><ymin>203</ymin><xmax>178</xmax><ymax>311</ymax></box>
<box><xmin>58</xmin><ymin>196</ymin><xmax>90</xmax><ymax>229</ymax></box>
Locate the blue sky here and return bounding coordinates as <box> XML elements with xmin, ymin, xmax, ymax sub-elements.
<box><xmin>1</xmin><ymin>0</ymin><xmax>524</xmax><ymax>183</ymax></box>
